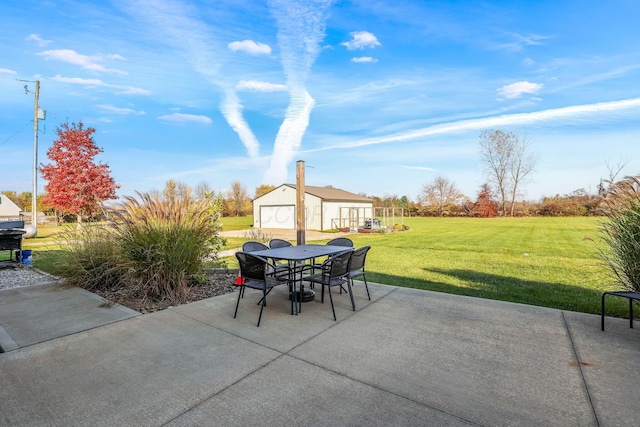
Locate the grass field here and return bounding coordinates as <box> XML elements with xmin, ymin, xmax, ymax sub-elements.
<box><xmin>349</xmin><ymin>217</ymin><xmax>618</xmax><ymax>316</ymax></box>
<box><xmin>19</xmin><ymin>216</ymin><xmax>630</xmax><ymax>318</ymax></box>
<box><xmin>219</xmin><ymin>216</ymin><xmax>253</xmax><ymax>231</ymax></box>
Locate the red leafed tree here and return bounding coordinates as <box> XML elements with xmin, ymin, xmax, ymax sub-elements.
<box><xmin>475</xmin><ymin>183</ymin><xmax>498</xmax><ymax>218</ymax></box>
<box><xmin>40</xmin><ymin>122</ymin><xmax>119</xmax><ymax>224</ymax></box>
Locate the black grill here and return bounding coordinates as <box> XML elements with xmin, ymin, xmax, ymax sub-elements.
<box><xmin>0</xmin><ymin>221</ymin><xmax>26</xmax><ymax>266</ymax></box>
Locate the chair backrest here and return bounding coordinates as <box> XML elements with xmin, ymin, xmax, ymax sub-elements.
<box><xmin>327</xmin><ymin>237</ymin><xmax>353</xmax><ymax>248</ymax></box>
<box><xmin>269</xmin><ymin>238</ymin><xmax>292</xmax><ymax>249</ymax></box>
<box><xmin>236</xmin><ymin>252</ymin><xmax>268</xmax><ymax>281</ymax></box>
<box><xmin>349</xmin><ymin>246</ymin><xmax>370</xmax><ymax>272</ymax></box>
<box><xmin>327</xmin><ymin>250</ymin><xmax>353</xmax><ymax>278</ymax></box>
<box><xmin>242</xmin><ymin>241</ymin><xmax>268</xmax><ymax>252</ymax></box>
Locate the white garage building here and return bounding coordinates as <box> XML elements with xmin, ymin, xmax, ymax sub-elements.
<box><xmin>253</xmin><ymin>184</ymin><xmax>374</xmax><ymax>231</ymax></box>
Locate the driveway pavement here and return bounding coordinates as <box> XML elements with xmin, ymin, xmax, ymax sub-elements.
<box><xmin>1</xmin><ymin>280</ymin><xmax>639</xmax><ymax>426</ymax></box>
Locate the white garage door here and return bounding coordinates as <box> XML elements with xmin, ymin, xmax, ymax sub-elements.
<box><xmin>260</xmin><ymin>205</ymin><xmax>295</xmax><ymax>229</ymax></box>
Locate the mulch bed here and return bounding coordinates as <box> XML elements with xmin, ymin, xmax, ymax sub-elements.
<box><xmin>90</xmin><ymin>271</ymin><xmax>239</xmax><ymax>314</ymax></box>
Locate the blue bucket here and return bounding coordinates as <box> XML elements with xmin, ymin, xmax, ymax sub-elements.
<box><xmin>20</xmin><ymin>250</ymin><xmax>32</xmax><ymax>265</ymax></box>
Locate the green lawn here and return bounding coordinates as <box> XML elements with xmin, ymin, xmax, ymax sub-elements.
<box><xmin>219</xmin><ymin>215</ymin><xmax>253</xmax><ymax>231</ymax></box>
<box><xmin>349</xmin><ymin>217</ymin><xmax>617</xmax><ymax>316</ymax></box>
<box><xmin>21</xmin><ymin>216</ymin><xmax>630</xmax><ymax>318</ymax></box>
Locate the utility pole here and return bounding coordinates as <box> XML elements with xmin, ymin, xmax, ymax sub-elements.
<box><xmin>19</xmin><ymin>79</ymin><xmax>44</xmax><ymax>236</ymax></box>
<box><xmin>296</xmin><ymin>160</ymin><xmax>305</xmax><ymax>245</ymax></box>
<box><xmin>32</xmin><ymin>80</ymin><xmax>40</xmax><ymax>232</ymax></box>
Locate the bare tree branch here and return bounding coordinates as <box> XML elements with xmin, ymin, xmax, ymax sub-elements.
<box><xmin>479</xmin><ymin>130</ymin><xmax>536</xmax><ymax>216</ymax></box>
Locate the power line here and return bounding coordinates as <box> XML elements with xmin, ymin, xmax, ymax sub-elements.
<box><xmin>1</xmin><ymin>120</ymin><xmax>33</xmax><ymax>146</ymax></box>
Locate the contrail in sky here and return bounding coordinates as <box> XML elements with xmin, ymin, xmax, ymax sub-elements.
<box><xmin>220</xmin><ymin>87</ymin><xmax>260</xmax><ymax>158</ymax></box>
<box><xmin>264</xmin><ymin>0</ymin><xmax>335</xmax><ymax>184</ymax></box>
<box><xmin>121</xmin><ymin>0</ymin><xmax>260</xmax><ymax>158</ymax></box>
<box><xmin>303</xmin><ymin>97</ymin><xmax>640</xmax><ymax>152</ymax></box>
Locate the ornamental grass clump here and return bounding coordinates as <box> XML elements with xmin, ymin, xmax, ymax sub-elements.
<box><xmin>598</xmin><ymin>175</ymin><xmax>640</xmax><ymax>292</ymax></box>
<box><xmin>111</xmin><ymin>189</ymin><xmax>224</xmax><ymax>302</ymax></box>
<box><xmin>55</xmin><ymin>223</ymin><xmax>125</xmax><ymax>290</ymax></box>
<box><xmin>55</xmin><ymin>185</ymin><xmax>224</xmax><ymax>304</ymax></box>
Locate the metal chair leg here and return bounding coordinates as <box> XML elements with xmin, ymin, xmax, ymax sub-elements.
<box><xmin>347</xmin><ymin>280</ymin><xmax>356</xmax><ymax>311</ymax></box>
<box><xmin>256</xmin><ymin>288</ymin><xmax>267</xmax><ymax>327</ymax></box>
<box><xmin>234</xmin><ymin>286</ymin><xmax>243</xmax><ymax>319</ymax></box>
<box><xmin>363</xmin><ymin>276</ymin><xmax>371</xmax><ymax>300</ymax></box>
<box><xmin>328</xmin><ymin>285</ymin><xmax>336</xmax><ymax>320</ymax></box>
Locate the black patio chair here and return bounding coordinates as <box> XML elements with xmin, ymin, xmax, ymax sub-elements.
<box><xmin>302</xmin><ymin>250</ymin><xmax>354</xmax><ymax>320</ymax></box>
<box><xmin>234</xmin><ymin>252</ymin><xmax>291</xmax><ymax>327</ymax></box>
<box><xmin>327</xmin><ymin>237</ymin><xmax>354</xmax><ymax>247</ymax></box>
<box><xmin>269</xmin><ymin>238</ymin><xmax>292</xmax><ymax>249</ymax></box>
<box><xmin>309</xmin><ymin>237</ymin><xmax>354</xmax><ymax>275</ymax></box>
<box><xmin>239</xmin><ymin>241</ymin><xmax>294</xmax><ymax>306</ymax></box>
<box><xmin>238</xmin><ymin>242</ymin><xmax>269</xmax><ymax>298</ymax></box>
<box><xmin>347</xmin><ymin>246</ymin><xmax>371</xmax><ymax>301</ymax></box>
<box><xmin>242</xmin><ymin>241</ymin><xmax>269</xmax><ymax>252</ymax></box>
<box><xmin>308</xmin><ymin>237</ymin><xmax>355</xmax><ymax>290</ymax></box>
<box><xmin>242</xmin><ymin>240</ymin><xmax>288</xmax><ymax>274</ymax></box>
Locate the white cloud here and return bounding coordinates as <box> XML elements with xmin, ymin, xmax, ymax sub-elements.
<box><xmin>51</xmin><ymin>75</ymin><xmax>108</xmax><ymax>86</ymax></box>
<box><xmin>236</xmin><ymin>80</ymin><xmax>288</xmax><ymax>92</ymax></box>
<box><xmin>158</xmin><ymin>113</ymin><xmax>212</xmax><ymax>125</ymax></box>
<box><xmin>497</xmin><ymin>81</ymin><xmax>543</xmax><ymax>99</ymax></box>
<box><xmin>342</xmin><ymin>31</ymin><xmax>381</xmax><ymax>50</ymax></box>
<box><xmin>304</xmin><ymin>97</ymin><xmax>640</xmax><ymax>152</ymax></box>
<box><xmin>38</xmin><ymin>49</ymin><xmax>127</xmax><ymax>75</ymax></box>
<box><xmin>499</xmin><ymin>33</ymin><xmax>553</xmax><ymax>52</ymax></box>
<box><xmin>50</xmin><ymin>75</ymin><xmax>149</xmax><ymax>96</ymax></box>
<box><xmin>25</xmin><ymin>34</ymin><xmax>52</xmax><ymax>47</ymax></box>
<box><xmin>117</xmin><ymin>86</ymin><xmax>152</xmax><ymax>95</ymax></box>
<box><xmin>351</xmin><ymin>56</ymin><xmax>378</xmax><ymax>63</ymax></box>
<box><xmin>97</xmin><ymin>104</ymin><xmax>146</xmax><ymax>115</ymax></box>
<box><xmin>102</xmin><ymin>53</ymin><xmax>126</xmax><ymax>61</ymax></box>
<box><xmin>0</xmin><ymin>68</ymin><xmax>17</xmax><ymax>74</ymax></box>
<box><xmin>228</xmin><ymin>40</ymin><xmax>272</xmax><ymax>55</ymax></box>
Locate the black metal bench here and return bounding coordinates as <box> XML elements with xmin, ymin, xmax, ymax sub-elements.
<box><xmin>601</xmin><ymin>291</ymin><xmax>640</xmax><ymax>331</ymax></box>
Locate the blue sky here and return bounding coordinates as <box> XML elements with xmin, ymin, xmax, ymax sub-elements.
<box><xmin>2</xmin><ymin>0</ymin><xmax>640</xmax><ymax>203</ymax></box>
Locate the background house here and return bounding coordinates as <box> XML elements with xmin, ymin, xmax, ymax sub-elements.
<box><xmin>252</xmin><ymin>185</ymin><xmax>374</xmax><ymax>231</ymax></box>
<box><xmin>0</xmin><ymin>193</ymin><xmax>22</xmax><ymax>221</ymax></box>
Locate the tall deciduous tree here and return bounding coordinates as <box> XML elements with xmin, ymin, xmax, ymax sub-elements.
<box><xmin>162</xmin><ymin>179</ymin><xmax>189</xmax><ymax>200</ymax></box>
<box><xmin>418</xmin><ymin>176</ymin><xmax>461</xmax><ymax>217</ymax></box>
<box><xmin>195</xmin><ymin>181</ymin><xmax>216</xmax><ymax>200</ymax></box>
<box><xmin>254</xmin><ymin>184</ymin><xmax>276</xmax><ymax>199</ymax></box>
<box><xmin>40</xmin><ymin>122</ymin><xmax>119</xmax><ymax>224</ymax></box>
<box><xmin>226</xmin><ymin>181</ymin><xmax>250</xmax><ymax>217</ymax></box>
<box><xmin>479</xmin><ymin>129</ymin><xmax>536</xmax><ymax>216</ymax></box>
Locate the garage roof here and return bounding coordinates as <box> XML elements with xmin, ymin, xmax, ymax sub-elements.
<box><xmin>282</xmin><ymin>184</ymin><xmax>373</xmax><ymax>202</ymax></box>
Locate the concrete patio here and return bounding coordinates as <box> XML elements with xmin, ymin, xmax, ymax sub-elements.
<box><xmin>1</xmin><ymin>279</ymin><xmax>639</xmax><ymax>426</ymax></box>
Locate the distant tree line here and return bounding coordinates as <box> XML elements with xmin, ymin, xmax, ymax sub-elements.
<box><xmin>1</xmin><ymin>124</ymin><xmax>630</xmax><ymax>222</ymax></box>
